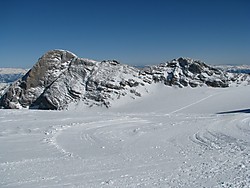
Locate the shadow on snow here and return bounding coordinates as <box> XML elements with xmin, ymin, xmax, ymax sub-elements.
<box><xmin>217</xmin><ymin>109</ymin><xmax>250</xmax><ymax>114</ymax></box>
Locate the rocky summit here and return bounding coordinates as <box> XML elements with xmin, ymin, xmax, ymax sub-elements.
<box><xmin>0</xmin><ymin>50</ymin><xmax>249</xmax><ymax>110</ymax></box>
<box><xmin>0</xmin><ymin>50</ymin><xmax>146</xmax><ymax>109</ymax></box>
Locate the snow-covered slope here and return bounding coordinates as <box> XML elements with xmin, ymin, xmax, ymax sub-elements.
<box><xmin>1</xmin><ymin>50</ymin><xmax>250</xmax><ymax>110</ymax></box>
<box><xmin>0</xmin><ymin>85</ymin><xmax>250</xmax><ymax>187</ymax></box>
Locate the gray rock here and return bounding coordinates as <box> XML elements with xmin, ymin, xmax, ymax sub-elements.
<box><xmin>0</xmin><ymin>50</ymin><xmax>145</xmax><ymax>109</ymax></box>
<box><xmin>142</xmin><ymin>57</ymin><xmax>239</xmax><ymax>88</ymax></box>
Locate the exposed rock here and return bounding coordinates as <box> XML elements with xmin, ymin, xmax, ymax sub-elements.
<box><xmin>142</xmin><ymin>57</ymin><xmax>232</xmax><ymax>88</ymax></box>
<box><xmin>0</xmin><ymin>50</ymin><xmax>146</xmax><ymax>109</ymax></box>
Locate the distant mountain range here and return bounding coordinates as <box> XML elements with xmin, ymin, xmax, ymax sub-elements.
<box><xmin>0</xmin><ymin>68</ymin><xmax>28</xmax><ymax>83</ymax></box>
<box><xmin>215</xmin><ymin>65</ymin><xmax>250</xmax><ymax>74</ymax></box>
<box><xmin>0</xmin><ymin>50</ymin><xmax>249</xmax><ymax>110</ymax></box>
<box><xmin>0</xmin><ymin>68</ymin><xmax>28</xmax><ymax>97</ymax></box>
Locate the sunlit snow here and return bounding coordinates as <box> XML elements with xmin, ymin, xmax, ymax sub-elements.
<box><xmin>0</xmin><ymin>85</ymin><xmax>250</xmax><ymax>187</ymax></box>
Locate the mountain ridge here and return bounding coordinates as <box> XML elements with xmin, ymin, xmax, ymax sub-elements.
<box><xmin>0</xmin><ymin>50</ymin><xmax>249</xmax><ymax>110</ymax></box>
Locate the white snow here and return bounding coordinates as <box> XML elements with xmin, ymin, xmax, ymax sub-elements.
<box><xmin>0</xmin><ymin>84</ymin><xmax>250</xmax><ymax>187</ymax></box>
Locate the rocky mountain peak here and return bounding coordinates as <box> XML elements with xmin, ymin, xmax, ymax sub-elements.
<box><xmin>0</xmin><ymin>50</ymin><xmax>146</xmax><ymax>109</ymax></box>
<box><xmin>23</xmin><ymin>50</ymin><xmax>76</xmax><ymax>89</ymax></box>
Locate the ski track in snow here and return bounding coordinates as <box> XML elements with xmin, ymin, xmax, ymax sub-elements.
<box><xmin>0</xmin><ymin>87</ymin><xmax>250</xmax><ymax>187</ymax></box>
<box><xmin>168</xmin><ymin>92</ymin><xmax>220</xmax><ymax>115</ymax></box>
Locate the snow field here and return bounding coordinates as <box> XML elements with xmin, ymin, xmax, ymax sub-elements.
<box><xmin>0</xmin><ymin>85</ymin><xmax>250</xmax><ymax>187</ymax></box>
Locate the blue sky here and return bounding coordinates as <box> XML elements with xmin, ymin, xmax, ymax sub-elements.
<box><xmin>1</xmin><ymin>0</ymin><xmax>250</xmax><ymax>68</ymax></box>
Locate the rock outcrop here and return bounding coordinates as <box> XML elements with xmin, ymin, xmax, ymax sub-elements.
<box><xmin>142</xmin><ymin>57</ymin><xmax>232</xmax><ymax>88</ymax></box>
<box><xmin>0</xmin><ymin>50</ymin><xmax>249</xmax><ymax>110</ymax></box>
<box><xmin>0</xmin><ymin>50</ymin><xmax>146</xmax><ymax>109</ymax></box>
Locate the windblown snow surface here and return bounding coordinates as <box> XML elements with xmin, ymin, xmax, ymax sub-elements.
<box><xmin>1</xmin><ymin>84</ymin><xmax>250</xmax><ymax>187</ymax></box>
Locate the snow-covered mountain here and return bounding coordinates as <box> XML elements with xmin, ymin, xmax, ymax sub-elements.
<box><xmin>0</xmin><ymin>50</ymin><xmax>249</xmax><ymax>110</ymax></box>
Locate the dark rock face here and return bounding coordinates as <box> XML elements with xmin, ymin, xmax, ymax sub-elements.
<box><xmin>0</xmin><ymin>51</ymin><xmax>249</xmax><ymax>110</ymax></box>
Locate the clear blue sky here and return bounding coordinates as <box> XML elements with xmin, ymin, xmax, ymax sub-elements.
<box><xmin>1</xmin><ymin>0</ymin><xmax>250</xmax><ymax>68</ymax></box>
